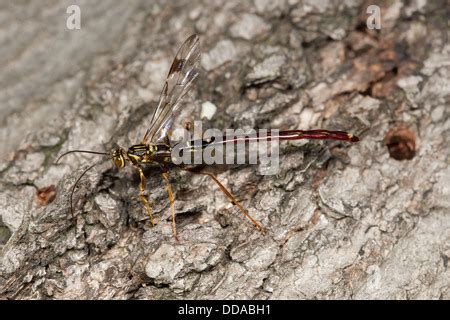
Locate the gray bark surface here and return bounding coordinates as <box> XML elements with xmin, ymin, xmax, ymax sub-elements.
<box><xmin>0</xmin><ymin>0</ymin><xmax>449</xmax><ymax>299</ymax></box>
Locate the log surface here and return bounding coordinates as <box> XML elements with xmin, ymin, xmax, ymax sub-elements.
<box><xmin>0</xmin><ymin>0</ymin><xmax>449</xmax><ymax>299</ymax></box>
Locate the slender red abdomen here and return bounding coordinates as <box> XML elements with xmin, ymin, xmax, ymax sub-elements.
<box><xmin>276</xmin><ymin>130</ymin><xmax>359</xmax><ymax>142</ymax></box>
<box><xmin>213</xmin><ymin>130</ymin><xmax>359</xmax><ymax>146</ymax></box>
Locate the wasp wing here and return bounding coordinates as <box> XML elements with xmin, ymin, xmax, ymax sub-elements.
<box><xmin>141</xmin><ymin>34</ymin><xmax>200</xmax><ymax>145</ymax></box>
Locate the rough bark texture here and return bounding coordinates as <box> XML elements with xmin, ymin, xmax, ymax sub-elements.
<box><xmin>0</xmin><ymin>0</ymin><xmax>449</xmax><ymax>299</ymax></box>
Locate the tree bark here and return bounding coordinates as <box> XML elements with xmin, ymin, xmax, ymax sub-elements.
<box><xmin>0</xmin><ymin>0</ymin><xmax>449</xmax><ymax>299</ymax></box>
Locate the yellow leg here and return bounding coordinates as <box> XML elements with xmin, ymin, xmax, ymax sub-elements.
<box><xmin>162</xmin><ymin>171</ymin><xmax>178</xmax><ymax>240</ymax></box>
<box><xmin>137</xmin><ymin>167</ymin><xmax>155</xmax><ymax>226</ymax></box>
<box><xmin>186</xmin><ymin>169</ymin><xmax>265</xmax><ymax>234</ymax></box>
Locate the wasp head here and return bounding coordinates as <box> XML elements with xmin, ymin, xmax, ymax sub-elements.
<box><xmin>112</xmin><ymin>148</ymin><xmax>126</xmax><ymax>168</ymax></box>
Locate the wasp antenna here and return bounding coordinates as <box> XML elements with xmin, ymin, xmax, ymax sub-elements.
<box><xmin>70</xmin><ymin>162</ymin><xmax>100</xmax><ymax>218</ymax></box>
<box><xmin>55</xmin><ymin>150</ymin><xmax>109</xmax><ymax>164</ymax></box>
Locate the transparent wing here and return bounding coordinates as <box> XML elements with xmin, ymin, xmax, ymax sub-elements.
<box><xmin>141</xmin><ymin>34</ymin><xmax>200</xmax><ymax>145</ymax></box>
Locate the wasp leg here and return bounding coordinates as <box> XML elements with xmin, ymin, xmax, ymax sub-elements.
<box><xmin>186</xmin><ymin>169</ymin><xmax>266</xmax><ymax>234</ymax></box>
<box><xmin>136</xmin><ymin>166</ymin><xmax>155</xmax><ymax>226</ymax></box>
<box><xmin>162</xmin><ymin>171</ymin><xmax>178</xmax><ymax>241</ymax></box>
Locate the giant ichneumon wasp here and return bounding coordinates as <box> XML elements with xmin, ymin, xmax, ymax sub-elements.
<box><xmin>56</xmin><ymin>35</ymin><xmax>359</xmax><ymax>240</ymax></box>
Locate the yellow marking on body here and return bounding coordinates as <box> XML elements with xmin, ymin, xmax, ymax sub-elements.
<box><xmin>128</xmin><ymin>154</ymin><xmax>141</xmax><ymax>162</ymax></box>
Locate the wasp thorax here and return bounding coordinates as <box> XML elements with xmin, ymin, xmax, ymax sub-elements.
<box><xmin>112</xmin><ymin>148</ymin><xmax>126</xmax><ymax>168</ymax></box>
<box><xmin>126</xmin><ymin>144</ymin><xmax>150</xmax><ymax>165</ymax></box>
